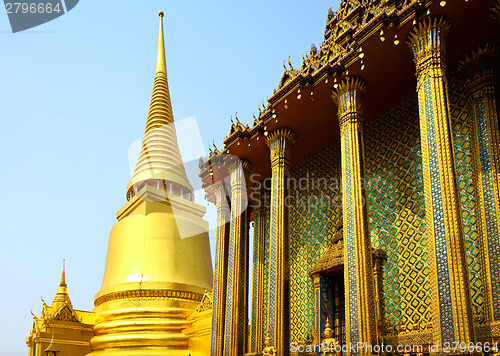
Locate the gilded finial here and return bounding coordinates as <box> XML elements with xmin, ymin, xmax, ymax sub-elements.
<box><xmin>283</xmin><ymin>60</ymin><xmax>287</xmax><ymax>70</ymax></box>
<box><xmin>288</xmin><ymin>56</ymin><xmax>293</xmax><ymax>70</ymax></box>
<box><xmin>60</xmin><ymin>259</ymin><xmax>66</xmax><ymax>286</ymax></box>
<box><xmin>155</xmin><ymin>11</ymin><xmax>167</xmax><ymax>75</ymax></box>
<box><xmin>324</xmin><ymin>317</ymin><xmax>333</xmax><ymax>338</ymax></box>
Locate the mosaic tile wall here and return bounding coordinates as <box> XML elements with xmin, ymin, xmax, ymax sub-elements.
<box><xmin>364</xmin><ymin>97</ymin><xmax>431</xmax><ymax>332</ymax></box>
<box><xmin>289</xmin><ymin>146</ymin><xmax>343</xmax><ymax>341</ymax></box>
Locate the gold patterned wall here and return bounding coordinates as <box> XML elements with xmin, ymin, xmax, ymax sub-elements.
<box><xmin>283</xmin><ymin>77</ymin><xmax>486</xmax><ymax>342</ymax></box>
<box><xmin>364</xmin><ymin>98</ymin><xmax>431</xmax><ymax>332</ymax></box>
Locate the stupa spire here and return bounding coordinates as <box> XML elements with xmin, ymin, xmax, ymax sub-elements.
<box><xmin>127</xmin><ymin>11</ymin><xmax>193</xmax><ymax>200</ymax></box>
<box><xmin>52</xmin><ymin>259</ymin><xmax>72</xmax><ymax>308</ymax></box>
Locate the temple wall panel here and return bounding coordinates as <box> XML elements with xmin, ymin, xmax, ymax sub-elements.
<box><xmin>288</xmin><ymin>145</ymin><xmax>343</xmax><ymax>342</ymax></box>
<box><xmin>364</xmin><ymin>97</ymin><xmax>431</xmax><ymax>333</ymax></box>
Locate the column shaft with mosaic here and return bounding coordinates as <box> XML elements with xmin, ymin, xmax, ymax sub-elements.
<box><xmin>459</xmin><ymin>43</ymin><xmax>500</xmax><ymax>327</ymax></box>
<box><xmin>332</xmin><ymin>77</ymin><xmax>376</xmax><ymax>355</ymax></box>
<box><xmin>250</xmin><ymin>183</ymin><xmax>268</xmax><ymax>353</ymax></box>
<box><xmin>407</xmin><ymin>17</ymin><xmax>475</xmax><ymax>349</ymax></box>
<box><xmin>266</xmin><ymin>128</ymin><xmax>296</xmax><ymax>356</ymax></box>
<box><xmin>211</xmin><ymin>181</ymin><xmax>231</xmax><ymax>356</ymax></box>
<box><xmin>224</xmin><ymin>159</ymin><xmax>252</xmax><ymax>356</ymax></box>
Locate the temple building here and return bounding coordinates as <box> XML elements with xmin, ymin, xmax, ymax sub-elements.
<box><xmin>200</xmin><ymin>0</ymin><xmax>500</xmax><ymax>355</ymax></box>
<box><xmin>26</xmin><ymin>261</ymin><xmax>95</xmax><ymax>356</ymax></box>
<box><xmin>27</xmin><ymin>12</ymin><xmax>214</xmax><ymax>356</ymax></box>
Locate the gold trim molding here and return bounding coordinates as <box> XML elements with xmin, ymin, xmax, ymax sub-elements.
<box><xmin>94</xmin><ymin>289</ymin><xmax>203</xmax><ymax>307</ymax></box>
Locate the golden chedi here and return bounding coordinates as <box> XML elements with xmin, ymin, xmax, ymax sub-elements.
<box><xmin>87</xmin><ymin>11</ymin><xmax>213</xmax><ymax>356</ymax></box>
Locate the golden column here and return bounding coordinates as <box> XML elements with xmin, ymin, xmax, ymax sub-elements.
<box><xmin>211</xmin><ymin>180</ymin><xmax>231</xmax><ymax>356</ymax></box>
<box><xmin>88</xmin><ymin>12</ymin><xmax>213</xmax><ymax>356</ymax></box>
<box><xmin>266</xmin><ymin>128</ymin><xmax>296</xmax><ymax>356</ymax></box>
<box><xmin>407</xmin><ymin>17</ymin><xmax>474</xmax><ymax>348</ymax></box>
<box><xmin>332</xmin><ymin>77</ymin><xmax>376</xmax><ymax>355</ymax></box>
<box><xmin>250</xmin><ymin>183</ymin><xmax>268</xmax><ymax>352</ymax></box>
<box><xmin>459</xmin><ymin>43</ymin><xmax>500</xmax><ymax>324</ymax></box>
<box><xmin>224</xmin><ymin>159</ymin><xmax>252</xmax><ymax>356</ymax></box>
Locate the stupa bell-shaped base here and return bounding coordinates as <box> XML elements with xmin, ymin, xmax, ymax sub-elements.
<box><xmin>88</xmin><ymin>296</ymin><xmax>198</xmax><ymax>356</ymax></box>
<box><xmin>87</xmin><ymin>186</ymin><xmax>213</xmax><ymax>356</ymax></box>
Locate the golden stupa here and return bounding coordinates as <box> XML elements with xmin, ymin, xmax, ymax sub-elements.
<box><xmin>87</xmin><ymin>11</ymin><xmax>213</xmax><ymax>356</ymax></box>
<box><xmin>27</xmin><ymin>12</ymin><xmax>214</xmax><ymax>355</ymax></box>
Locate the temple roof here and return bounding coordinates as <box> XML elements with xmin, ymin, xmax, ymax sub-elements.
<box><xmin>199</xmin><ymin>0</ymin><xmax>500</xmax><ymax>204</ymax></box>
<box><xmin>127</xmin><ymin>11</ymin><xmax>193</xmax><ymax>198</ymax></box>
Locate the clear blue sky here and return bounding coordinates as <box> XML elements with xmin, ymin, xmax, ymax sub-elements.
<box><xmin>0</xmin><ymin>1</ymin><xmax>337</xmax><ymax>354</ymax></box>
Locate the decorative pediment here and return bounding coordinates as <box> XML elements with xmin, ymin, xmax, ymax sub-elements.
<box><xmin>52</xmin><ymin>304</ymin><xmax>80</xmax><ymax>322</ymax></box>
<box><xmin>195</xmin><ymin>291</ymin><xmax>213</xmax><ymax>313</ymax></box>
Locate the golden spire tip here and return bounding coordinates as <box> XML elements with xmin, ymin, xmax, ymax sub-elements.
<box><xmin>60</xmin><ymin>259</ymin><xmax>66</xmax><ymax>286</ymax></box>
<box><xmin>155</xmin><ymin>10</ymin><xmax>167</xmax><ymax>75</ymax></box>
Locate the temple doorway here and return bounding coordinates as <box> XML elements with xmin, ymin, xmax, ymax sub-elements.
<box><xmin>309</xmin><ymin>228</ymin><xmax>346</xmax><ymax>352</ymax></box>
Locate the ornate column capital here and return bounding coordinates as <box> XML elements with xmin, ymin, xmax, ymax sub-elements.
<box><xmin>458</xmin><ymin>42</ymin><xmax>498</xmax><ymax>95</ymax></box>
<box><xmin>213</xmin><ymin>182</ymin><xmax>230</xmax><ymax>218</ymax></box>
<box><xmin>227</xmin><ymin>159</ymin><xmax>252</xmax><ymax>183</ymax></box>
<box><xmin>331</xmin><ymin>77</ymin><xmax>366</xmax><ymax>126</ymax></box>
<box><xmin>407</xmin><ymin>17</ymin><xmax>450</xmax><ymax>75</ymax></box>
<box><xmin>213</xmin><ymin>181</ymin><xmax>227</xmax><ymax>202</ymax></box>
<box><xmin>266</xmin><ymin>128</ymin><xmax>297</xmax><ymax>169</ymax></box>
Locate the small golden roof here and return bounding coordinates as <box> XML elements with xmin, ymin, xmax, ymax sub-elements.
<box><xmin>51</xmin><ymin>260</ymin><xmax>72</xmax><ymax>309</ymax></box>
